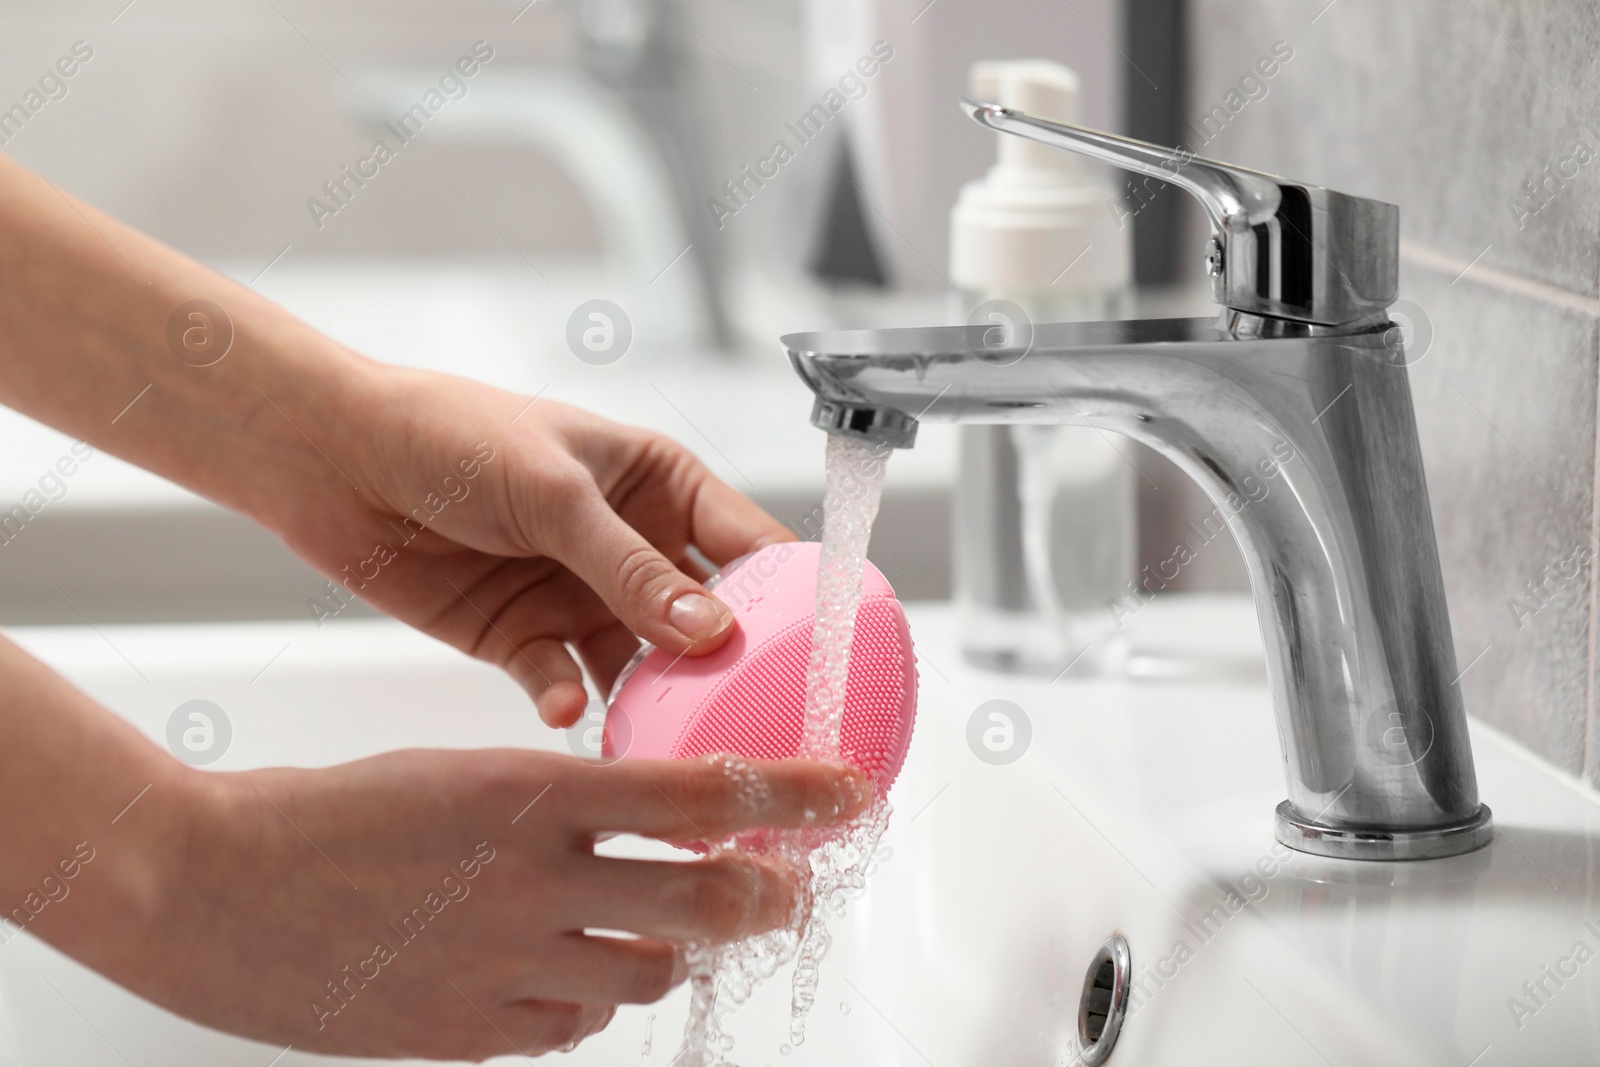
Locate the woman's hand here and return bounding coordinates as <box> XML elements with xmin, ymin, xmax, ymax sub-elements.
<box><xmin>0</xmin><ymin>636</ymin><xmax>871</xmax><ymax>1061</ymax></box>
<box><xmin>275</xmin><ymin>365</ymin><xmax>793</xmax><ymax>728</ymax></box>
<box><xmin>0</xmin><ymin>153</ymin><xmax>797</xmax><ymax>731</ymax></box>
<box><xmin>103</xmin><ymin>751</ymin><xmax>868</xmax><ymax>1060</ymax></box>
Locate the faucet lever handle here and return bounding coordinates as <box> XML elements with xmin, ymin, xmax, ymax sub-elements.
<box><xmin>961</xmin><ymin>98</ymin><xmax>1398</xmax><ymax>326</ymax></box>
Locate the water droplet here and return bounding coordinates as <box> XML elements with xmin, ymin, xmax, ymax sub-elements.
<box><xmin>706</xmin><ymin>752</ymin><xmax>773</xmax><ymax>817</ymax></box>
<box><xmin>839</xmin><ymin>1000</ymin><xmax>851</xmax><ymax>1015</ymax></box>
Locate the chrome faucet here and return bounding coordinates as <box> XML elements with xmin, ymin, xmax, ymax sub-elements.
<box><xmin>783</xmin><ymin>100</ymin><xmax>1493</xmax><ymax>861</ymax></box>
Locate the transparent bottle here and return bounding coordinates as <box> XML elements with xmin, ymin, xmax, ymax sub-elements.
<box><xmin>948</xmin><ymin>60</ymin><xmax>1136</xmax><ymax>675</ymax></box>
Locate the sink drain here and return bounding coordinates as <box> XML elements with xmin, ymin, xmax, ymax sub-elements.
<box><xmin>1077</xmin><ymin>934</ymin><xmax>1131</xmax><ymax>1065</ymax></box>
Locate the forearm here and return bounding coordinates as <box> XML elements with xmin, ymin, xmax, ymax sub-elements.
<box><xmin>0</xmin><ymin>635</ymin><xmax>194</xmax><ymax>972</ymax></box>
<box><xmin>0</xmin><ymin>153</ymin><xmax>377</xmax><ymax>529</ymax></box>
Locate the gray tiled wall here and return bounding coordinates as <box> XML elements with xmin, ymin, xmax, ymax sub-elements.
<box><xmin>1189</xmin><ymin>0</ymin><xmax>1600</xmax><ymax>784</ymax></box>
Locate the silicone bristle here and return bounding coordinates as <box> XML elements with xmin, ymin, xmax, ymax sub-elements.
<box><xmin>671</xmin><ymin>598</ymin><xmax>916</xmax><ymax>793</ymax></box>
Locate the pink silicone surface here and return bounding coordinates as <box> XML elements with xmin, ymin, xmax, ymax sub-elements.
<box><xmin>604</xmin><ymin>541</ymin><xmax>917</xmax><ymax>795</ymax></box>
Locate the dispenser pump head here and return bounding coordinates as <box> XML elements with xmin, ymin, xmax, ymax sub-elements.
<box><xmin>950</xmin><ymin>60</ymin><xmax>1130</xmax><ymax>294</ymax></box>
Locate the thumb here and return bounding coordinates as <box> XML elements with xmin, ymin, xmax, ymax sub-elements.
<box><xmin>542</xmin><ymin>482</ymin><xmax>736</xmax><ymax>656</ymax></box>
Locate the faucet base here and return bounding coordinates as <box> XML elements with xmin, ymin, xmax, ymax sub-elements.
<box><xmin>1274</xmin><ymin>802</ymin><xmax>1494</xmax><ymax>862</ymax></box>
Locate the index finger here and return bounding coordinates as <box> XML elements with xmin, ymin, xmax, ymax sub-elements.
<box><xmin>570</xmin><ymin>756</ymin><xmax>872</xmax><ymax>840</ymax></box>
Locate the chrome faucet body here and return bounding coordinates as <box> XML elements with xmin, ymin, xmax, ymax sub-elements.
<box><xmin>783</xmin><ymin>103</ymin><xmax>1492</xmax><ymax>860</ymax></box>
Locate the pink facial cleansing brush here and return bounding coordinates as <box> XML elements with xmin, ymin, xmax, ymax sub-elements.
<box><xmin>603</xmin><ymin>541</ymin><xmax>918</xmax><ymax>796</ymax></box>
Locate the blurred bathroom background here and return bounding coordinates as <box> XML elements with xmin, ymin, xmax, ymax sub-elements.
<box><xmin>0</xmin><ymin>0</ymin><xmax>1225</xmax><ymax>623</ymax></box>
<box><xmin>5</xmin><ymin>0</ymin><xmax>1598</xmax><ymax>787</ymax></box>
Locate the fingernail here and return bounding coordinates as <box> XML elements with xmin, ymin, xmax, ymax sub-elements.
<box><xmin>669</xmin><ymin>592</ymin><xmax>733</xmax><ymax>644</ymax></box>
<box><xmin>837</xmin><ymin>767</ymin><xmax>872</xmax><ymax>816</ymax></box>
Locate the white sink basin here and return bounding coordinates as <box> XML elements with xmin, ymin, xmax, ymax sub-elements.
<box><xmin>2</xmin><ymin>597</ymin><xmax>1597</xmax><ymax>1065</ymax></box>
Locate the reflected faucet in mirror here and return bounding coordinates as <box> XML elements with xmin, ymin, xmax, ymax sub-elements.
<box><xmin>345</xmin><ymin>4</ymin><xmax>731</xmax><ymax>350</ymax></box>
<box><xmin>783</xmin><ymin>100</ymin><xmax>1493</xmax><ymax>861</ymax></box>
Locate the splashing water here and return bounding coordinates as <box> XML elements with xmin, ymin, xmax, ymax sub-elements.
<box><xmin>675</xmin><ymin>434</ymin><xmax>894</xmax><ymax>1066</ymax></box>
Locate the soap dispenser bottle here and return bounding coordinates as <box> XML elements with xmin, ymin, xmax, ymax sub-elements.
<box><xmin>949</xmin><ymin>59</ymin><xmax>1135</xmax><ymax>674</ymax></box>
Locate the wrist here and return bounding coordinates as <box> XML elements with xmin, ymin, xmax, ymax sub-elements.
<box><xmin>20</xmin><ymin>750</ymin><xmax>210</xmax><ymax>987</ymax></box>
<box><xmin>220</xmin><ymin>324</ymin><xmax>384</xmax><ymax>529</ymax></box>
<box><xmin>140</xmin><ymin>289</ymin><xmax>390</xmax><ymax>540</ymax></box>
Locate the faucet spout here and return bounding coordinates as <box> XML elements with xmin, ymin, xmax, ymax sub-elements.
<box><xmin>783</xmin><ymin>312</ymin><xmax>1493</xmax><ymax>860</ymax></box>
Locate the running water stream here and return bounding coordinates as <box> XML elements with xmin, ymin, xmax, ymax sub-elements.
<box><xmin>675</xmin><ymin>434</ymin><xmax>893</xmax><ymax>1066</ymax></box>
